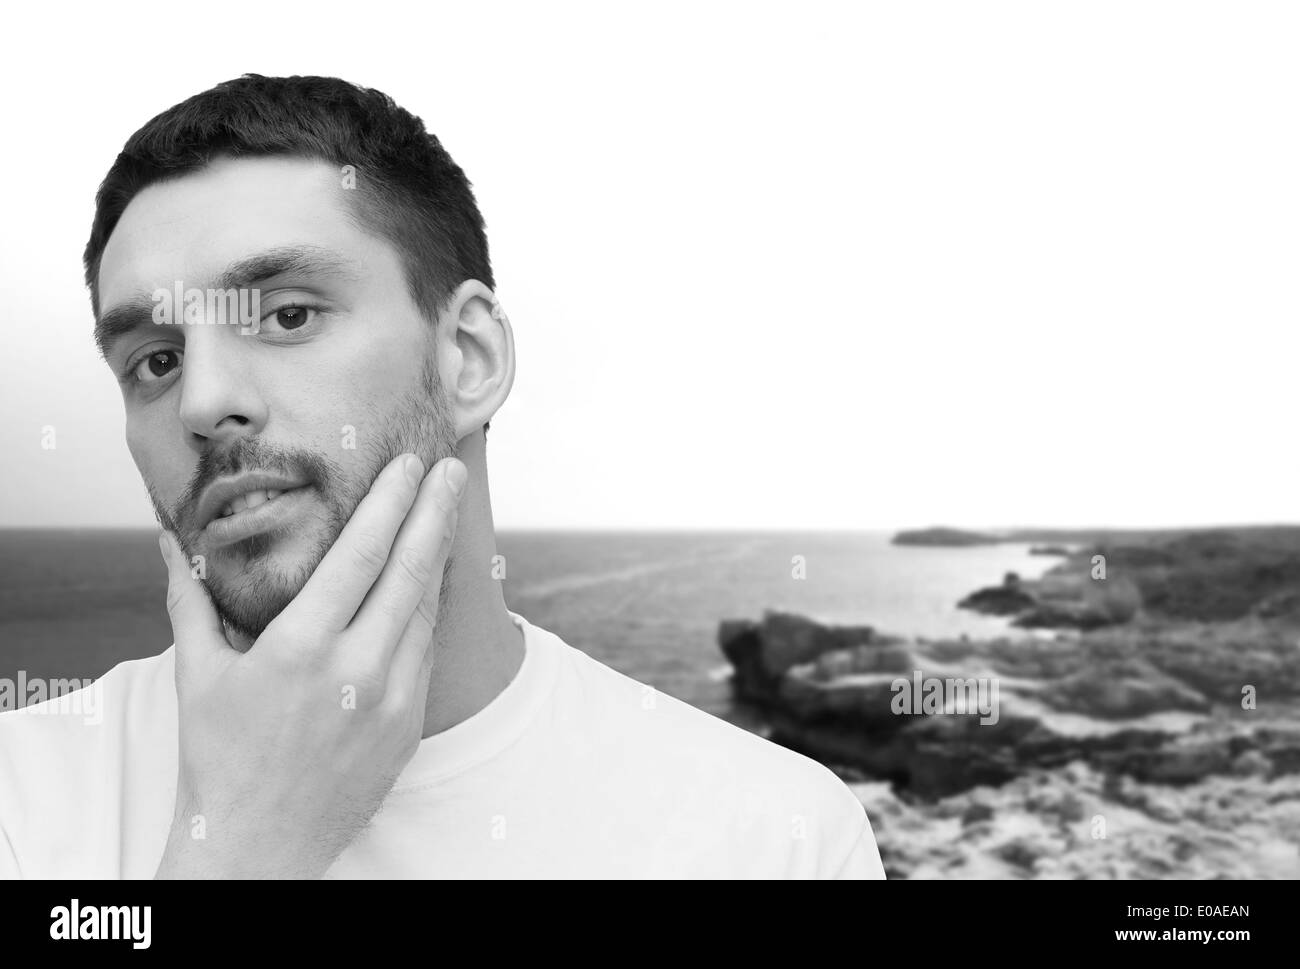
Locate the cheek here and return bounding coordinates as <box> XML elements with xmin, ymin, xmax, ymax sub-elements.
<box><xmin>125</xmin><ymin>412</ymin><xmax>190</xmax><ymax>502</ymax></box>
<box><xmin>124</xmin><ymin>418</ymin><xmax>152</xmax><ymax>479</ymax></box>
<box><xmin>316</xmin><ymin>390</ymin><xmax>402</xmax><ymax>467</ymax></box>
<box><xmin>317</xmin><ymin>328</ymin><xmax>431</xmax><ymax>434</ymax></box>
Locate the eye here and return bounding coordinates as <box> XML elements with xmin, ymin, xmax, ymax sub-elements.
<box><xmin>132</xmin><ymin>349</ymin><xmax>183</xmax><ymax>384</ymax></box>
<box><xmin>262</xmin><ymin>305</ymin><xmax>318</xmax><ymax>331</ymax></box>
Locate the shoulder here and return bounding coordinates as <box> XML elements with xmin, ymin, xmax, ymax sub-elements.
<box><xmin>547</xmin><ymin>626</ymin><xmax>839</xmax><ymax>780</ymax></box>
<box><xmin>0</xmin><ymin>648</ymin><xmax>176</xmax><ymax>780</ymax></box>
<box><xmin>0</xmin><ymin>649</ymin><xmax>177</xmax><ymax>877</ymax></box>
<box><xmin>533</xmin><ymin>622</ymin><xmax>880</xmax><ymax>876</ymax></box>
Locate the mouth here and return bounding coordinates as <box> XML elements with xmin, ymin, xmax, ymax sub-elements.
<box><xmin>215</xmin><ymin>487</ymin><xmax>294</xmax><ymax>520</ymax></box>
<box><xmin>199</xmin><ymin>479</ymin><xmax>315</xmax><ymax>549</ymax></box>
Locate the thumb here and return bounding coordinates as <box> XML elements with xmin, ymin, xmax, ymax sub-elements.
<box><xmin>159</xmin><ymin>531</ymin><xmax>228</xmax><ymax>665</ymax></box>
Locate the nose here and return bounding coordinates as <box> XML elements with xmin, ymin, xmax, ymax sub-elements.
<box><xmin>176</xmin><ymin>327</ymin><xmax>269</xmax><ymax>444</ymax></box>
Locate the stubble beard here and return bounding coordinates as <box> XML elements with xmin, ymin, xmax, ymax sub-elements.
<box><xmin>148</xmin><ymin>352</ymin><xmax>459</xmax><ymax>646</ymax></box>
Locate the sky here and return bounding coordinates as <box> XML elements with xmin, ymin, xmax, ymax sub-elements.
<box><xmin>1</xmin><ymin>0</ymin><xmax>1297</xmax><ymax>530</ymax></box>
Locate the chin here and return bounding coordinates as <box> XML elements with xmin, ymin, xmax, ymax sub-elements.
<box><xmin>204</xmin><ymin>528</ymin><xmax>334</xmax><ymax>641</ymax></box>
<box><xmin>210</xmin><ymin>526</ymin><xmax>319</xmax><ymax>564</ymax></box>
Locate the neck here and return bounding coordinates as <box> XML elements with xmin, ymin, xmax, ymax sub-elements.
<box><xmin>421</xmin><ymin>443</ymin><xmax>525</xmax><ymax>739</ymax></box>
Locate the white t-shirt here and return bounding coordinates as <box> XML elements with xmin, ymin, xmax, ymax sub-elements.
<box><xmin>0</xmin><ymin>611</ymin><xmax>886</xmax><ymax>879</ymax></box>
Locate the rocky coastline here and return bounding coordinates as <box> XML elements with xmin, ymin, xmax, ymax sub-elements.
<box><xmin>719</xmin><ymin>528</ymin><xmax>1300</xmax><ymax>878</ymax></box>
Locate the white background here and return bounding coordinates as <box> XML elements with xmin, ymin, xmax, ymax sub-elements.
<box><xmin>1</xmin><ymin>0</ymin><xmax>1296</xmax><ymax>529</ymax></box>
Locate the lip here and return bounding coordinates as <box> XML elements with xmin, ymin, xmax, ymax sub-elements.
<box><xmin>196</xmin><ymin>472</ymin><xmax>313</xmax><ymax>546</ymax></box>
<box><xmin>202</xmin><ymin>485</ymin><xmax>315</xmax><ymax>548</ymax></box>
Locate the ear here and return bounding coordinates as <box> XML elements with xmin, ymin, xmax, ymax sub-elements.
<box><xmin>437</xmin><ymin>280</ymin><xmax>517</xmax><ymax>441</ymax></box>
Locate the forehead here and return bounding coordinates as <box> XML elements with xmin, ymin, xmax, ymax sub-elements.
<box><xmin>98</xmin><ymin>155</ymin><xmax>383</xmax><ymax>306</ymax></box>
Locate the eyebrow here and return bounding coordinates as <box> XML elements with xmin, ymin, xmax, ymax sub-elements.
<box><xmin>93</xmin><ymin>245</ymin><xmax>360</xmax><ymax>360</ymax></box>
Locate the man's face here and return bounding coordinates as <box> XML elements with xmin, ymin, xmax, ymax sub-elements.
<box><xmin>97</xmin><ymin>155</ymin><xmax>458</xmax><ymax>642</ymax></box>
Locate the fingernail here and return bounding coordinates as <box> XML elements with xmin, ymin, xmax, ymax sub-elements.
<box><xmin>404</xmin><ymin>454</ymin><xmax>425</xmax><ymax>488</ymax></box>
<box><xmin>445</xmin><ymin>460</ymin><xmax>467</xmax><ymax>497</ymax></box>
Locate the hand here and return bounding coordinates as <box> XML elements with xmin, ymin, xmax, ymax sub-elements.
<box><xmin>154</xmin><ymin>453</ymin><xmax>467</xmax><ymax>879</ymax></box>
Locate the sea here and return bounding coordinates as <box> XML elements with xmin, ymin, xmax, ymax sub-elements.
<box><xmin>0</xmin><ymin>529</ymin><xmax>1056</xmax><ymax>723</ymax></box>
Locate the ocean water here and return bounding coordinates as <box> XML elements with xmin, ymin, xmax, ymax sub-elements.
<box><xmin>0</xmin><ymin>529</ymin><xmax>1054</xmax><ymax>722</ymax></box>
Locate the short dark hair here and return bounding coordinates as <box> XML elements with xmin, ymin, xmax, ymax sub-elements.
<box><xmin>84</xmin><ymin>73</ymin><xmax>495</xmax><ymax>433</ymax></box>
<box><xmin>85</xmin><ymin>73</ymin><xmax>494</xmax><ymax>315</ymax></box>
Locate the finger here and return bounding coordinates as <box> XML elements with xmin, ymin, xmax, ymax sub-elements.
<box><xmin>385</xmin><ymin>477</ymin><xmax>463</xmax><ymax>708</ymax></box>
<box><xmin>386</xmin><ymin>614</ymin><xmax>442</xmax><ymax>735</ymax></box>
<box><xmin>277</xmin><ymin>452</ymin><xmax>425</xmax><ymax>635</ymax></box>
<box><xmin>382</xmin><ymin>600</ymin><xmax>444</xmax><ymax>712</ymax></box>
<box><xmin>382</xmin><ymin>468</ymin><xmax>465</xmax><ymax>702</ymax></box>
<box><xmin>352</xmin><ymin>457</ymin><xmax>465</xmax><ymax>667</ymax></box>
<box><xmin>385</xmin><ymin>515</ymin><xmax>458</xmax><ymax>705</ymax></box>
<box><xmin>159</xmin><ymin>530</ymin><xmax>229</xmax><ymax>671</ymax></box>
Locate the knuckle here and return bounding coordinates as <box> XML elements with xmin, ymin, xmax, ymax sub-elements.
<box><xmin>165</xmin><ymin>580</ymin><xmax>188</xmax><ymax>617</ymax></box>
<box><xmin>264</xmin><ymin>644</ymin><xmax>306</xmax><ymax>678</ymax></box>
<box><xmin>379</xmin><ymin>693</ymin><xmax>420</xmax><ymax>738</ymax></box>
<box><xmin>303</xmin><ymin>569</ymin><xmax>349</xmax><ymax>614</ymax></box>
<box><xmin>431</xmin><ymin>485</ymin><xmax>459</xmax><ymax>515</ymax></box>
<box><xmin>414</xmin><ymin>595</ymin><xmax>439</xmax><ymax>630</ymax></box>
<box><xmin>375</xmin><ymin>693</ymin><xmax>405</xmax><ymax>724</ymax></box>
<box><xmin>337</xmin><ymin>662</ymin><xmax>387</xmax><ymax>708</ymax></box>
<box><xmin>427</xmin><ymin>512</ymin><xmax>457</xmax><ymax>558</ymax></box>
<box><xmin>350</xmin><ymin>531</ymin><xmax>390</xmax><ymax>573</ymax></box>
<box><xmin>395</xmin><ymin>545</ymin><xmax>435</xmax><ymax>587</ymax></box>
<box><xmin>262</xmin><ymin>620</ymin><xmax>313</xmax><ymax>659</ymax></box>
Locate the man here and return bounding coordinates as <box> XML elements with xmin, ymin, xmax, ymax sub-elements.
<box><xmin>0</xmin><ymin>75</ymin><xmax>886</xmax><ymax>879</ymax></box>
